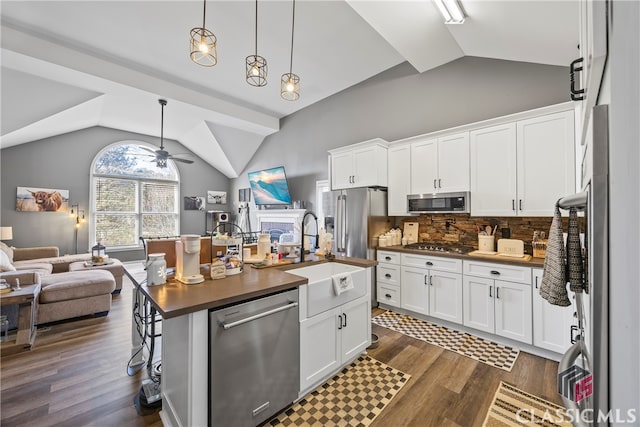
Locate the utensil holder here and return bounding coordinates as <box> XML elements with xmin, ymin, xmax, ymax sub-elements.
<box><xmin>478</xmin><ymin>235</ymin><xmax>495</xmax><ymax>252</ymax></box>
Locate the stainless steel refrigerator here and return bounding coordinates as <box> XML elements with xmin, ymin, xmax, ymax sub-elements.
<box><xmin>323</xmin><ymin>187</ymin><xmax>388</xmax><ymax>304</ymax></box>
<box><xmin>557</xmin><ymin>104</ymin><xmax>609</xmax><ymax>426</ymax></box>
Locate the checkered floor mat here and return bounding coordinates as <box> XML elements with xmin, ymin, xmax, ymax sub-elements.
<box><xmin>267</xmin><ymin>356</ymin><xmax>410</xmax><ymax>426</ymax></box>
<box><xmin>372</xmin><ymin>311</ymin><xmax>519</xmax><ymax>372</ymax></box>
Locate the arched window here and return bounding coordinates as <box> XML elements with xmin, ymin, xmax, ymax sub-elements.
<box><xmin>91</xmin><ymin>141</ymin><xmax>180</xmax><ymax>249</ymax></box>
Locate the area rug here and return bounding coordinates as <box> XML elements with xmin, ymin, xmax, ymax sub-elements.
<box><xmin>372</xmin><ymin>310</ymin><xmax>519</xmax><ymax>372</ymax></box>
<box><xmin>483</xmin><ymin>381</ymin><xmax>571</xmax><ymax>427</ymax></box>
<box><xmin>267</xmin><ymin>355</ymin><xmax>410</xmax><ymax>426</ymax></box>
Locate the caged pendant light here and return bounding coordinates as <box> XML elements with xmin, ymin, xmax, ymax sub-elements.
<box><xmin>280</xmin><ymin>0</ymin><xmax>300</xmax><ymax>101</ymax></box>
<box><xmin>190</xmin><ymin>0</ymin><xmax>217</xmax><ymax>67</ymax></box>
<box><xmin>246</xmin><ymin>0</ymin><xmax>268</xmax><ymax>86</ymax></box>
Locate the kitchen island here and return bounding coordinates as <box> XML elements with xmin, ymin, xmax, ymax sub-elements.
<box><xmin>125</xmin><ymin>255</ymin><xmax>376</xmax><ymax>427</ymax></box>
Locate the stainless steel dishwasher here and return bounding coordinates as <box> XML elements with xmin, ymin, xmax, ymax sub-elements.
<box><xmin>209</xmin><ymin>288</ymin><xmax>299</xmax><ymax>426</ymax></box>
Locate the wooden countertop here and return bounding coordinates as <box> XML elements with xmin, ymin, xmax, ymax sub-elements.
<box><xmin>127</xmin><ymin>255</ymin><xmax>376</xmax><ymax>319</ymax></box>
<box><xmin>379</xmin><ymin>245</ymin><xmax>545</xmax><ymax>268</ymax></box>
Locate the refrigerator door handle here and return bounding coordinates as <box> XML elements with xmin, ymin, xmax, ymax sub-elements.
<box><xmin>341</xmin><ymin>194</ymin><xmax>347</xmax><ymax>253</ymax></box>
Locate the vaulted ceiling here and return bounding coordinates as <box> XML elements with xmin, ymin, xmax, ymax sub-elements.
<box><xmin>0</xmin><ymin>1</ymin><xmax>579</xmax><ymax>178</ymax></box>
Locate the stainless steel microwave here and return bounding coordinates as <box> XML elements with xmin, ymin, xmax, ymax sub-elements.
<box><xmin>407</xmin><ymin>192</ymin><xmax>470</xmax><ymax>214</ymax></box>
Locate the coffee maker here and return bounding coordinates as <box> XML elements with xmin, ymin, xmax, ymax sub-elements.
<box><xmin>175</xmin><ymin>235</ymin><xmax>205</xmax><ymax>284</ymax></box>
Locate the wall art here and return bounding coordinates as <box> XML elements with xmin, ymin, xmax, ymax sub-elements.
<box><xmin>16</xmin><ymin>186</ymin><xmax>69</xmax><ymax>212</ymax></box>
<box><xmin>207</xmin><ymin>191</ymin><xmax>227</xmax><ymax>204</ymax></box>
<box><xmin>184</xmin><ymin>196</ymin><xmax>206</xmax><ymax>211</ymax></box>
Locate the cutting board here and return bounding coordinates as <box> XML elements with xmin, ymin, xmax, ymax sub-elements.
<box><xmin>468</xmin><ymin>251</ymin><xmax>532</xmax><ymax>262</ymax></box>
<box><xmin>403</xmin><ymin>222</ymin><xmax>419</xmax><ymax>244</ymax></box>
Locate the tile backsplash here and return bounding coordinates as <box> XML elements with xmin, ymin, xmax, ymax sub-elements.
<box><xmin>395</xmin><ymin>214</ymin><xmax>584</xmax><ymax>254</ymax></box>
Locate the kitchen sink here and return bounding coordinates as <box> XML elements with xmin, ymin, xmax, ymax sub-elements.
<box><xmin>290</xmin><ymin>262</ymin><xmax>366</xmax><ymax>317</ymax></box>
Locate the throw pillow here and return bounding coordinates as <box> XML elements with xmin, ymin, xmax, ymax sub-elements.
<box><xmin>0</xmin><ymin>241</ymin><xmax>13</xmax><ymax>262</ymax></box>
<box><xmin>0</xmin><ymin>249</ymin><xmax>16</xmax><ymax>272</ymax></box>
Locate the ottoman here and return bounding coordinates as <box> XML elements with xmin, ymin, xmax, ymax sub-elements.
<box><xmin>68</xmin><ymin>258</ymin><xmax>124</xmax><ymax>294</ymax></box>
<box><xmin>38</xmin><ymin>270</ymin><xmax>116</xmax><ymax>324</ymax></box>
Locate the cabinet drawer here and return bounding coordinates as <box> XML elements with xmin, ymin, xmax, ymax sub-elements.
<box><xmin>463</xmin><ymin>260</ymin><xmax>532</xmax><ymax>285</ymax></box>
<box><xmin>401</xmin><ymin>253</ymin><xmax>462</xmax><ymax>273</ymax></box>
<box><xmin>377</xmin><ymin>283</ymin><xmax>400</xmax><ymax>308</ymax></box>
<box><xmin>377</xmin><ymin>251</ymin><xmax>400</xmax><ymax>264</ymax></box>
<box><xmin>377</xmin><ymin>264</ymin><xmax>400</xmax><ymax>286</ymax></box>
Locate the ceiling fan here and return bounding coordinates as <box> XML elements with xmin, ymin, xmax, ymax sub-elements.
<box><xmin>141</xmin><ymin>99</ymin><xmax>194</xmax><ymax>168</ymax></box>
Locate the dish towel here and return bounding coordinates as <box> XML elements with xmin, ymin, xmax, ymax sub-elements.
<box><xmin>567</xmin><ymin>207</ymin><xmax>586</xmax><ymax>293</ymax></box>
<box><xmin>540</xmin><ymin>202</ymin><xmax>571</xmax><ymax>306</ymax></box>
<box><xmin>332</xmin><ymin>273</ymin><xmax>354</xmax><ymax>296</ymax></box>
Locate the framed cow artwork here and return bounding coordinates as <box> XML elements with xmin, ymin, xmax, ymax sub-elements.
<box><xmin>16</xmin><ymin>187</ymin><xmax>70</xmax><ymax>212</ymax></box>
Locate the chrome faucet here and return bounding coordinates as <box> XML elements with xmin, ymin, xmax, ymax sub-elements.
<box><xmin>300</xmin><ymin>211</ymin><xmax>319</xmax><ymax>263</ymax></box>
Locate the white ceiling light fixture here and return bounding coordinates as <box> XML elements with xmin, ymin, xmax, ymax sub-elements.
<box><xmin>246</xmin><ymin>0</ymin><xmax>268</xmax><ymax>87</ymax></box>
<box><xmin>190</xmin><ymin>0</ymin><xmax>218</xmax><ymax>67</ymax></box>
<box><xmin>433</xmin><ymin>0</ymin><xmax>466</xmax><ymax>24</ymax></box>
<box><xmin>281</xmin><ymin>0</ymin><xmax>300</xmax><ymax>101</ymax></box>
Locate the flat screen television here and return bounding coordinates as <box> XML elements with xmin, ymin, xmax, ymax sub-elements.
<box><xmin>248</xmin><ymin>166</ymin><xmax>293</xmax><ymax>205</ymax></box>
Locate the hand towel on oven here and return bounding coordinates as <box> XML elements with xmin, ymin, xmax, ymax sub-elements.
<box><xmin>540</xmin><ymin>202</ymin><xmax>572</xmax><ymax>306</ymax></box>
<box><xmin>332</xmin><ymin>273</ymin><xmax>354</xmax><ymax>296</ymax></box>
<box><xmin>567</xmin><ymin>207</ymin><xmax>586</xmax><ymax>293</ymax></box>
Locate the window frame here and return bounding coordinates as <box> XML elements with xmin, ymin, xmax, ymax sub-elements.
<box><xmin>90</xmin><ymin>140</ymin><xmax>181</xmax><ymax>252</ymax></box>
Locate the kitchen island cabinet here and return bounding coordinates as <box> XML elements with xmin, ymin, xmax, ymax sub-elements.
<box><xmin>126</xmin><ymin>257</ymin><xmax>375</xmax><ymax>427</ymax></box>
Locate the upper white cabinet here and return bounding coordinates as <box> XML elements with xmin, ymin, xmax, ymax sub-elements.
<box><xmin>387</xmin><ymin>144</ymin><xmax>412</xmax><ymax>216</ymax></box>
<box><xmin>410</xmin><ymin>132</ymin><xmax>470</xmax><ymax>194</ymax></box>
<box><xmin>329</xmin><ymin>139</ymin><xmax>388</xmax><ymax>190</ymax></box>
<box><xmin>470</xmin><ymin>110</ymin><xmax>575</xmax><ymax>216</ymax></box>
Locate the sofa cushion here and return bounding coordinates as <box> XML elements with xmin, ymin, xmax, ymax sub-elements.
<box><xmin>40</xmin><ymin>270</ymin><xmax>115</xmax><ymax>303</ymax></box>
<box><xmin>0</xmin><ymin>241</ymin><xmax>14</xmax><ymax>262</ymax></box>
<box><xmin>13</xmin><ymin>261</ymin><xmax>53</xmax><ymax>275</ymax></box>
<box><xmin>0</xmin><ymin>249</ymin><xmax>16</xmax><ymax>272</ymax></box>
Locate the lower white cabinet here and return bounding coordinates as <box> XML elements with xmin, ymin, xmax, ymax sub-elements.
<box><xmin>532</xmin><ymin>268</ymin><xmax>575</xmax><ymax>353</ymax></box>
<box><xmin>462</xmin><ymin>261</ymin><xmax>533</xmax><ymax>345</ymax></box>
<box><xmin>300</xmin><ymin>297</ymin><xmax>369</xmax><ymax>393</ymax></box>
<box><xmin>400</xmin><ymin>254</ymin><xmax>463</xmax><ymax>324</ymax></box>
<box><xmin>377</xmin><ymin>250</ymin><xmax>401</xmax><ymax>309</ymax></box>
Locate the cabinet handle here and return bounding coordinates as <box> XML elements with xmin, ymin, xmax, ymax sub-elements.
<box><xmin>570</xmin><ymin>325</ymin><xmax>580</xmax><ymax>344</ymax></box>
<box><xmin>429</xmin><ymin>275</ymin><xmax>433</xmax><ymax>286</ymax></box>
<box><xmin>489</xmin><ymin>286</ymin><xmax>492</xmax><ymax>298</ymax></box>
<box><xmin>343</xmin><ymin>313</ymin><xmax>347</xmax><ymax>328</ymax></box>
<box><xmin>338</xmin><ymin>314</ymin><xmax>343</xmax><ymax>330</ymax></box>
<box><xmin>570</xmin><ymin>57</ymin><xmax>585</xmax><ymax>101</ymax></box>
<box><xmin>385</xmin><ymin>256</ymin><xmax>391</xmax><ymax>261</ymax></box>
<box><xmin>433</xmin><ymin>179</ymin><xmax>437</xmax><ymax>189</ymax></box>
<box><xmin>438</xmin><ymin>178</ymin><xmax>441</xmax><ymax>188</ymax></box>
<box><xmin>426</xmin><ymin>261</ymin><xmax>433</xmax><ymax>266</ymax></box>
<box><xmin>424</xmin><ymin>275</ymin><xmax>428</xmax><ymax>285</ymax></box>
<box><xmin>496</xmin><ymin>287</ymin><xmax>500</xmax><ymax>299</ymax></box>
<box><xmin>519</xmin><ymin>199</ymin><xmax>523</xmax><ymax>211</ymax></box>
<box><xmin>352</xmin><ymin>175</ymin><xmax>355</xmax><ymax>183</ymax></box>
<box><xmin>490</xmin><ymin>270</ymin><xmax>501</xmax><ymax>275</ymax></box>
<box><xmin>385</xmin><ymin>273</ymin><xmax>392</xmax><ymax>279</ymax></box>
<box><xmin>535</xmin><ymin>276</ymin><xmax>539</xmax><ymax>289</ymax></box>
<box><xmin>385</xmin><ymin>293</ymin><xmax>392</xmax><ymax>299</ymax></box>
<box><xmin>512</xmin><ymin>199</ymin><xmax>516</xmax><ymax>211</ymax></box>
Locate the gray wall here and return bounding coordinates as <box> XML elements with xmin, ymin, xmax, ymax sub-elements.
<box><xmin>0</xmin><ymin>126</ymin><xmax>229</xmax><ymax>261</ymax></box>
<box><xmin>231</xmin><ymin>56</ymin><xmax>571</xmax><ymax>223</ymax></box>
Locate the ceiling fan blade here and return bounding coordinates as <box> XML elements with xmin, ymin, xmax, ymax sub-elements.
<box><xmin>139</xmin><ymin>146</ymin><xmax>157</xmax><ymax>153</ymax></box>
<box><xmin>170</xmin><ymin>157</ymin><xmax>194</xmax><ymax>164</ymax></box>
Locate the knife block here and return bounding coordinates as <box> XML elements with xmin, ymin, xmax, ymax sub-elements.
<box><xmin>532</xmin><ymin>239</ymin><xmax>548</xmax><ymax>258</ymax></box>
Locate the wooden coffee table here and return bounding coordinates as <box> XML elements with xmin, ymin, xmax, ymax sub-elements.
<box><xmin>0</xmin><ymin>284</ymin><xmax>41</xmax><ymax>355</ymax></box>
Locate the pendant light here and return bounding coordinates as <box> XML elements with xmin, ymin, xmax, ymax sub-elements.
<box><xmin>190</xmin><ymin>0</ymin><xmax>217</xmax><ymax>67</ymax></box>
<box><xmin>281</xmin><ymin>0</ymin><xmax>300</xmax><ymax>101</ymax></box>
<box><xmin>246</xmin><ymin>0</ymin><xmax>268</xmax><ymax>86</ymax></box>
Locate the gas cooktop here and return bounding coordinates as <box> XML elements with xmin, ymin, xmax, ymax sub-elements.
<box><xmin>402</xmin><ymin>243</ymin><xmax>474</xmax><ymax>254</ymax></box>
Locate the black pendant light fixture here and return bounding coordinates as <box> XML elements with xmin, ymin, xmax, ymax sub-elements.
<box><xmin>246</xmin><ymin>0</ymin><xmax>268</xmax><ymax>87</ymax></box>
<box><xmin>281</xmin><ymin>0</ymin><xmax>300</xmax><ymax>101</ymax></box>
<box><xmin>190</xmin><ymin>0</ymin><xmax>217</xmax><ymax>67</ymax></box>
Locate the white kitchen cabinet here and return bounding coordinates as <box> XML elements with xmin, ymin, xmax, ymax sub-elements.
<box><xmin>387</xmin><ymin>143</ymin><xmax>412</xmax><ymax>216</ymax></box>
<box><xmin>300</xmin><ymin>296</ymin><xmax>370</xmax><ymax>393</ymax></box>
<box><xmin>377</xmin><ymin>250</ymin><xmax>401</xmax><ymax>309</ymax></box>
<box><xmin>411</xmin><ymin>132</ymin><xmax>469</xmax><ymax>194</ymax></box>
<box><xmin>329</xmin><ymin>139</ymin><xmax>388</xmax><ymax>190</ymax></box>
<box><xmin>462</xmin><ymin>260</ymin><xmax>532</xmax><ymax>344</ymax></box>
<box><xmin>400</xmin><ymin>254</ymin><xmax>463</xmax><ymax>324</ymax></box>
<box><xmin>532</xmin><ymin>268</ymin><xmax>575</xmax><ymax>354</ymax></box>
<box><xmin>470</xmin><ymin>110</ymin><xmax>575</xmax><ymax>217</ymax></box>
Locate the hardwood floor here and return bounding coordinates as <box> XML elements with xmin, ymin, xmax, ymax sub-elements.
<box><xmin>1</xmin><ymin>275</ymin><xmax>562</xmax><ymax>427</ymax></box>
